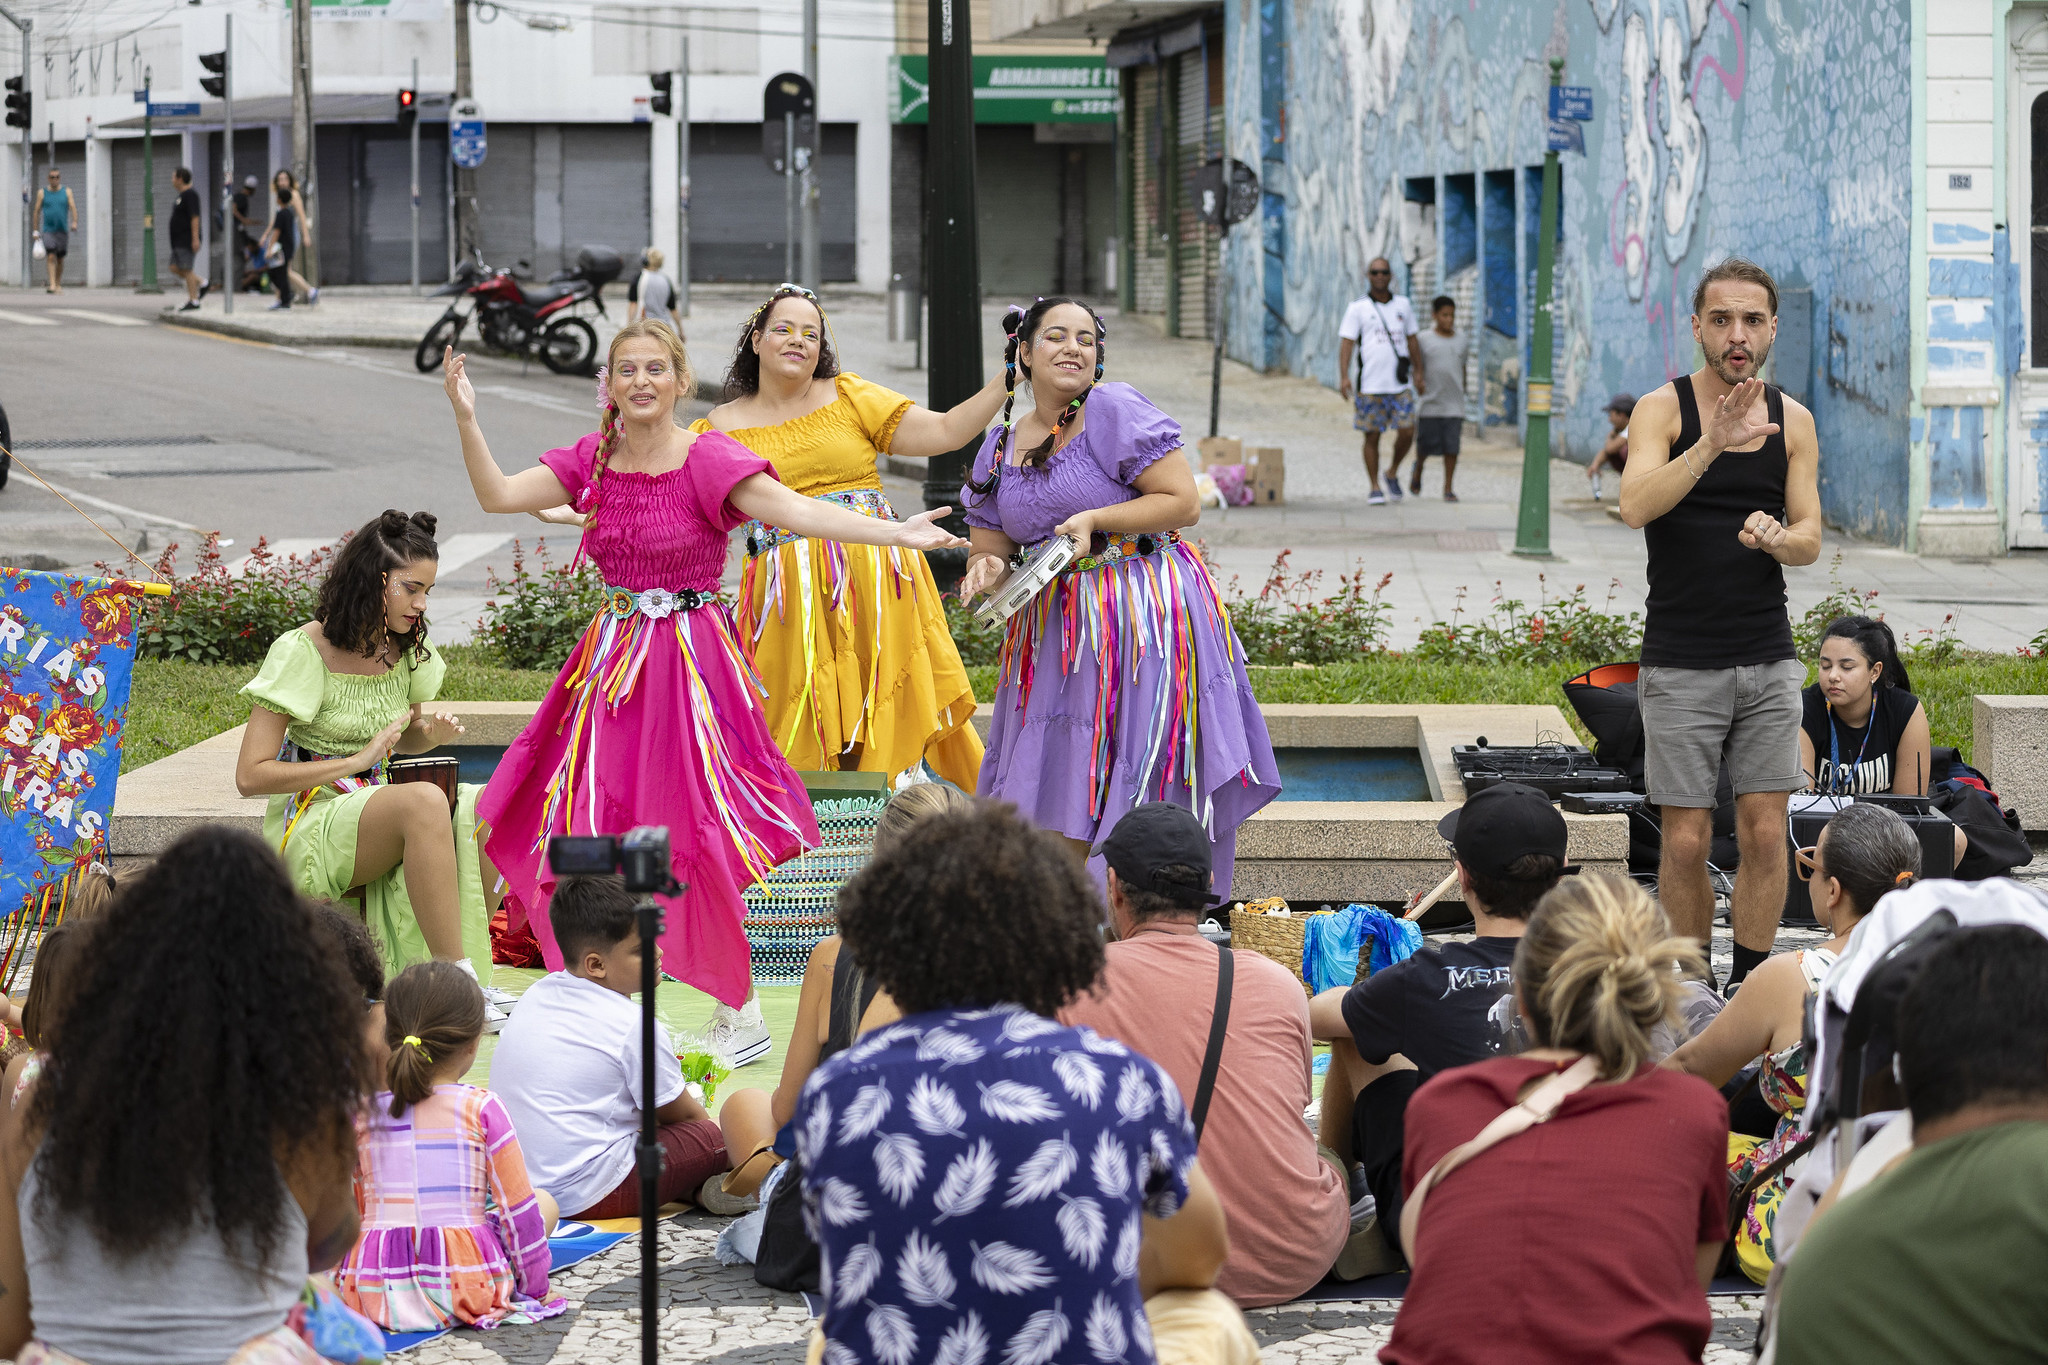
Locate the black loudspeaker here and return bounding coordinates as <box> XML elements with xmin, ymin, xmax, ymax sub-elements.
<box><xmin>1784</xmin><ymin>794</ymin><xmax>1955</xmax><ymax>925</ymax></box>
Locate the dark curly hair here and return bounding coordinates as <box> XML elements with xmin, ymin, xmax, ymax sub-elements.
<box><xmin>315</xmin><ymin>509</ymin><xmax>439</xmax><ymax>664</ymax></box>
<box><xmin>721</xmin><ymin>287</ymin><xmax>840</xmax><ymax>401</ymax></box>
<box><xmin>311</xmin><ymin>900</ymin><xmax>385</xmax><ymax>1001</ymax></box>
<box><xmin>835</xmin><ymin>800</ymin><xmax>1105</xmax><ymax>1017</ymax></box>
<box><xmin>29</xmin><ymin>827</ymin><xmax>367</xmax><ymax>1262</ymax></box>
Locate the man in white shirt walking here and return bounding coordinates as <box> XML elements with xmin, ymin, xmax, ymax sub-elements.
<box><xmin>1337</xmin><ymin>257</ymin><xmax>1424</xmax><ymax>505</ymax></box>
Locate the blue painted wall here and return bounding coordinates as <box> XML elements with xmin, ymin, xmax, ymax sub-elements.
<box><xmin>1220</xmin><ymin>0</ymin><xmax>1914</xmax><ymax>544</ymax></box>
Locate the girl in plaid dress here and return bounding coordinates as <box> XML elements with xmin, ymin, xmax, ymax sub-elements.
<box><xmin>336</xmin><ymin>962</ymin><xmax>567</xmax><ymax>1332</ymax></box>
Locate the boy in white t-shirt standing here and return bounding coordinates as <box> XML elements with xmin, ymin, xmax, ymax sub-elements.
<box><xmin>492</xmin><ymin>875</ymin><xmax>737</xmax><ymax>1219</ymax></box>
<box><xmin>1337</xmin><ymin>257</ymin><xmax>1423</xmax><ymax>506</ymax></box>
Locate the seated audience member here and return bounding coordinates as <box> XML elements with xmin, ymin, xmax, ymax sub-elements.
<box><xmin>1773</xmin><ymin>925</ymin><xmax>2048</xmax><ymax>1364</ymax></box>
<box><xmin>0</xmin><ymin>867</ymin><xmax>110</xmax><ymax>1057</ymax></box>
<box><xmin>492</xmin><ymin>874</ymin><xmax>731</xmax><ymax>1219</ymax></box>
<box><xmin>1667</xmin><ymin>801</ymin><xmax>1919</xmax><ymax>1283</ymax></box>
<box><xmin>801</xmin><ymin>799</ymin><xmax>1260</xmax><ymax>1365</ymax></box>
<box><xmin>338</xmin><ymin>961</ymin><xmax>565</xmax><ymax>1331</ymax></box>
<box><xmin>713</xmin><ymin>785</ymin><xmax>962</xmax><ymax>1202</ymax></box>
<box><xmin>1384</xmin><ymin>874</ymin><xmax>1728</xmax><ymax>1365</ymax></box>
<box><xmin>313</xmin><ymin>900</ymin><xmax>391</xmax><ymax>1083</ymax></box>
<box><xmin>1309</xmin><ymin>781</ymin><xmax>1568</xmax><ymax>1259</ymax></box>
<box><xmin>0</xmin><ymin>827</ymin><xmax>365</xmax><ymax>1363</ymax></box>
<box><xmin>1062</xmin><ymin>802</ymin><xmax>1351</xmax><ymax>1305</ymax></box>
<box><xmin>2</xmin><ymin>924</ymin><xmax>89</xmax><ymax>1112</ymax></box>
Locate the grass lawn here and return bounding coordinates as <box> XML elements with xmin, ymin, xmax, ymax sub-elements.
<box><xmin>128</xmin><ymin>647</ymin><xmax>2044</xmax><ymax>773</ymax></box>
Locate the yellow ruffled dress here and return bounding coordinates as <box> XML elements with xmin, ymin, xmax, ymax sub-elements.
<box><xmin>691</xmin><ymin>373</ymin><xmax>982</xmax><ymax>789</ymax></box>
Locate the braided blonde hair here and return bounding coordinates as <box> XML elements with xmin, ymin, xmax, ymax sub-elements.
<box><xmin>1514</xmin><ymin>873</ymin><xmax>1705</xmax><ymax>1079</ymax></box>
<box><xmin>586</xmin><ymin>320</ymin><xmax>697</xmax><ymax>522</ymax></box>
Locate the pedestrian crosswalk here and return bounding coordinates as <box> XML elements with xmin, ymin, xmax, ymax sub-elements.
<box><xmin>0</xmin><ymin>307</ymin><xmax>149</xmax><ymax>327</ymax></box>
<box><xmin>227</xmin><ymin>531</ymin><xmax>511</xmax><ymax>577</ymax></box>
<box><xmin>0</xmin><ymin>309</ymin><xmax>57</xmax><ymax>326</ymax></box>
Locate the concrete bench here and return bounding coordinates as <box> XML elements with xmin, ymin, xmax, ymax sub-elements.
<box><xmin>1976</xmin><ymin>695</ymin><xmax>2048</xmax><ymax>832</ymax></box>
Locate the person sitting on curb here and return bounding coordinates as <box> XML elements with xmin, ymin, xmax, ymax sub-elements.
<box><xmin>1309</xmin><ymin>781</ymin><xmax>1570</xmax><ymax>1266</ymax></box>
<box><xmin>1062</xmin><ymin>802</ymin><xmax>1352</xmax><ymax>1306</ymax></box>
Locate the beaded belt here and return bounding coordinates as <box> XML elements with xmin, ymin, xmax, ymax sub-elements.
<box><xmin>605</xmin><ymin>585</ymin><xmax>708</xmax><ymax>620</ymax></box>
<box><xmin>1010</xmin><ymin>530</ymin><xmax>1180</xmax><ymax>576</ymax></box>
<box><xmin>744</xmin><ymin>487</ymin><xmax>897</xmax><ymax>557</ymax></box>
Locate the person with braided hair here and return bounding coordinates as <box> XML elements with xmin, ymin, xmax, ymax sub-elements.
<box><xmin>443</xmin><ymin>323</ymin><xmax>967</xmax><ymax>1016</ymax></box>
<box><xmin>235</xmin><ymin>509</ymin><xmax>507</xmax><ymax>1023</ymax></box>
<box><xmin>690</xmin><ymin>284</ymin><xmax>1004</xmax><ymax>794</ymax></box>
<box><xmin>958</xmin><ymin>298</ymin><xmax>1280</xmax><ymax>886</ymax></box>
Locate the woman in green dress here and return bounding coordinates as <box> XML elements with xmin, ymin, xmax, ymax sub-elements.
<box><xmin>233</xmin><ymin>510</ymin><xmax>502</xmax><ymax>1018</ymax></box>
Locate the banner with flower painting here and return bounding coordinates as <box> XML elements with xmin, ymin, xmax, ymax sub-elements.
<box><xmin>0</xmin><ymin>570</ymin><xmax>142</xmax><ymax>920</ymax></box>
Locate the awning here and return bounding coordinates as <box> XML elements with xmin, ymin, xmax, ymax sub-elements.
<box><xmin>100</xmin><ymin>91</ymin><xmax>447</xmax><ymax>131</ymax></box>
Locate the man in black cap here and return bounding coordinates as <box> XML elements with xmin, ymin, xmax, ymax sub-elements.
<box><xmin>1308</xmin><ymin>781</ymin><xmax>1574</xmax><ymax>1265</ymax></box>
<box><xmin>1062</xmin><ymin>803</ymin><xmax>1354</xmax><ymax>1307</ymax></box>
<box><xmin>1586</xmin><ymin>391</ymin><xmax>1635</xmax><ymax>501</ymax></box>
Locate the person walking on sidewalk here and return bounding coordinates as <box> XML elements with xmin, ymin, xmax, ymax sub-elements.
<box><xmin>1337</xmin><ymin>257</ymin><xmax>1424</xmax><ymax>505</ymax></box>
<box><xmin>270</xmin><ymin>168</ymin><xmax>319</xmax><ymax>306</ymax></box>
<box><xmin>258</xmin><ymin>186</ymin><xmax>299</xmax><ymax>309</ymax></box>
<box><xmin>33</xmin><ymin>168</ymin><xmax>75</xmax><ymax>294</ymax></box>
<box><xmin>625</xmin><ymin>248</ymin><xmax>682</xmax><ymax>335</ymax></box>
<box><xmin>1410</xmin><ymin>295</ymin><xmax>1467</xmax><ymax>501</ymax></box>
<box><xmin>167</xmin><ymin>167</ymin><xmax>208</xmax><ymax>311</ymax></box>
<box><xmin>1619</xmin><ymin>257</ymin><xmax>1822</xmax><ymax>993</ymax></box>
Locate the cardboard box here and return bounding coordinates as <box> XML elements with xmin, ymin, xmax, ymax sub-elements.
<box><xmin>1196</xmin><ymin>436</ymin><xmax>1243</xmax><ymax>469</ymax></box>
<box><xmin>1245</xmin><ymin>446</ymin><xmax>1285</xmax><ymax>504</ymax></box>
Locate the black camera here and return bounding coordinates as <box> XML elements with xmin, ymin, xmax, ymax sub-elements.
<box><xmin>548</xmin><ymin>826</ymin><xmax>677</xmax><ymax>896</ymax></box>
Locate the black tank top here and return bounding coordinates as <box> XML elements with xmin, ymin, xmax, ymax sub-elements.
<box><xmin>1640</xmin><ymin>375</ymin><xmax>1796</xmax><ymax>668</ymax></box>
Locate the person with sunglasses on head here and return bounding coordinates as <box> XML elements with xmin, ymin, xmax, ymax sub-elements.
<box><xmin>690</xmin><ymin>285</ymin><xmax>1004</xmax><ymax>798</ymax></box>
<box><xmin>958</xmin><ymin>298</ymin><xmax>1280</xmax><ymax>886</ymax></box>
<box><xmin>1337</xmin><ymin>257</ymin><xmax>1423</xmax><ymax>505</ymax></box>
<box><xmin>1665</xmin><ymin>801</ymin><xmax>1921</xmax><ymax>1284</ymax></box>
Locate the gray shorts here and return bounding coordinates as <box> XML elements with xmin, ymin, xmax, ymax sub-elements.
<box><xmin>171</xmin><ymin>245</ymin><xmax>196</xmax><ymax>272</ymax></box>
<box><xmin>40</xmin><ymin>231</ymin><xmax>66</xmax><ymax>258</ymax></box>
<box><xmin>1640</xmin><ymin>659</ymin><xmax>1806</xmax><ymax>808</ymax></box>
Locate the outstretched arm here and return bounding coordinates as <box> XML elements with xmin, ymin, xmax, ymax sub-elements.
<box><xmin>887</xmin><ymin>372</ymin><xmax>1010</xmax><ymax>458</ymax></box>
<box><xmin>727</xmin><ymin>472</ymin><xmax>967</xmax><ymax>552</ymax></box>
<box><xmin>444</xmin><ymin>349</ymin><xmax>583</xmax><ymax>513</ymax></box>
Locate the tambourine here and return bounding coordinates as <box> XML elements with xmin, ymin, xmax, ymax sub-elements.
<box><xmin>970</xmin><ymin>534</ymin><xmax>1075</xmax><ymax>632</ymax></box>
<box><xmin>387</xmin><ymin>756</ymin><xmax>461</xmax><ymax>814</ymax></box>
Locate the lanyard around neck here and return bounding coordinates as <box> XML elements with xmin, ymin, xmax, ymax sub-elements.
<box><xmin>1827</xmin><ymin>699</ymin><xmax>1877</xmax><ymax>794</ymax></box>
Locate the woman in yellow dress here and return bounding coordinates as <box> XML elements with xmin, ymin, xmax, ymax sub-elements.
<box><xmin>692</xmin><ymin>285</ymin><xmax>1004</xmax><ymax>791</ymax></box>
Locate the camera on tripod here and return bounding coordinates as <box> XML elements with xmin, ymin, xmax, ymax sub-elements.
<box><xmin>547</xmin><ymin>825</ymin><xmax>678</xmax><ymax>896</ymax></box>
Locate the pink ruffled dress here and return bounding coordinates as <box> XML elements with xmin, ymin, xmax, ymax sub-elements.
<box><xmin>478</xmin><ymin>430</ymin><xmax>819</xmax><ymax>1007</ymax></box>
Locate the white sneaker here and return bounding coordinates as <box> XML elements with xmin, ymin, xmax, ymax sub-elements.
<box><xmin>481</xmin><ymin>983</ymin><xmax>519</xmax><ymax>1010</ymax></box>
<box><xmin>702</xmin><ymin>998</ymin><xmax>772</xmax><ymax>1068</ymax></box>
<box><xmin>483</xmin><ymin>1000</ymin><xmax>510</xmax><ymax>1034</ymax></box>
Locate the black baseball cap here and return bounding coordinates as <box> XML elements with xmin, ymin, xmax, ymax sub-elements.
<box><xmin>1436</xmin><ymin>782</ymin><xmax>1578</xmax><ymax>880</ymax></box>
<box><xmin>1093</xmin><ymin>802</ymin><xmax>1220</xmax><ymax>906</ymax></box>
<box><xmin>1606</xmin><ymin>392</ymin><xmax>1637</xmax><ymax>416</ymax></box>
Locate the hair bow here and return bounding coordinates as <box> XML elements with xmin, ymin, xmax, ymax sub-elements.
<box><xmin>1001</xmin><ymin>303</ymin><xmax>1029</xmax><ymax>337</ymax></box>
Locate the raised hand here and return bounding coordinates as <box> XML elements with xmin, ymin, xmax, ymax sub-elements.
<box><xmin>444</xmin><ymin>347</ymin><xmax>477</xmax><ymax>422</ymax></box>
<box><xmin>894</xmin><ymin>507</ymin><xmax>970</xmax><ymax>552</ymax></box>
<box><xmin>1738</xmin><ymin>511</ymin><xmax>1788</xmax><ymax>553</ymax></box>
<box><xmin>351</xmin><ymin>713</ymin><xmax>411</xmax><ymax>771</ymax></box>
<box><xmin>415</xmin><ymin>709</ymin><xmax>467</xmax><ymax>747</ymax></box>
<box><xmin>1706</xmin><ymin>377</ymin><xmax>1779</xmax><ymax>456</ymax></box>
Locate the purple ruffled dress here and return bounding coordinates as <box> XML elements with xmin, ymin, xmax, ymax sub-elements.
<box><xmin>964</xmin><ymin>381</ymin><xmax>1280</xmax><ymax>891</ymax></box>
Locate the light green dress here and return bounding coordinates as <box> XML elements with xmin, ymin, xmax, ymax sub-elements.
<box><xmin>240</xmin><ymin>629</ymin><xmax>492</xmax><ymax>981</ymax></box>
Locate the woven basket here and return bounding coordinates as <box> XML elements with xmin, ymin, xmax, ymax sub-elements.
<box><xmin>1230</xmin><ymin>897</ymin><xmax>1327</xmax><ymax>997</ymax></box>
<box><xmin>741</xmin><ymin>795</ymin><xmax>885</xmax><ymax>986</ymax></box>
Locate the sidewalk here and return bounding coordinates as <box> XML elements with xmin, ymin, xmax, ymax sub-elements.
<box><xmin>158</xmin><ymin>285</ymin><xmax>2048</xmax><ymax>653</ymax></box>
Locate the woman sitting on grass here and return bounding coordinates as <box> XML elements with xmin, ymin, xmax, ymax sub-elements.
<box><xmin>337</xmin><ymin>960</ymin><xmax>564</xmax><ymax>1333</ymax></box>
<box><xmin>0</xmin><ymin>826</ymin><xmax>366</xmax><ymax>1365</ymax></box>
<box><xmin>235</xmin><ymin>509</ymin><xmax>509</xmax><ymax>1024</ymax></box>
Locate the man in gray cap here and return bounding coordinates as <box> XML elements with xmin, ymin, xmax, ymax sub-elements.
<box><xmin>1308</xmin><ymin>782</ymin><xmax>1573</xmax><ymax>1267</ymax></box>
<box><xmin>1587</xmin><ymin>392</ymin><xmax>1636</xmax><ymax>501</ymax></box>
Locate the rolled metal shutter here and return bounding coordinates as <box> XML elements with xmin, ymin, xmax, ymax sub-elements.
<box><xmin>561</xmin><ymin>124</ymin><xmax>651</xmax><ymax>272</ymax></box>
<box><xmin>684</xmin><ymin>123</ymin><xmax>857</xmax><ymax>282</ymax></box>
<box><xmin>475</xmin><ymin>124</ymin><xmax>537</xmax><ymax>272</ymax></box>
<box><xmin>975</xmin><ymin>126</ymin><xmax>1061</xmax><ymax>297</ymax></box>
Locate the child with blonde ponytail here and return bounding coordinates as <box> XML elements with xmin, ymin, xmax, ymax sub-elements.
<box><xmin>335</xmin><ymin>962</ymin><xmax>566</xmax><ymax>1332</ymax></box>
<box><xmin>1384</xmin><ymin>873</ymin><xmax>1732</xmax><ymax>1365</ymax></box>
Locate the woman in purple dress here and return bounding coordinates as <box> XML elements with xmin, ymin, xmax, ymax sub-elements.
<box><xmin>959</xmin><ymin>298</ymin><xmax>1280</xmax><ymax>888</ymax></box>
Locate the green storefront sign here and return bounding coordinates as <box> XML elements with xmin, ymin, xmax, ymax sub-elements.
<box><xmin>889</xmin><ymin>54</ymin><xmax>1119</xmax><ymax>125</ymax></box>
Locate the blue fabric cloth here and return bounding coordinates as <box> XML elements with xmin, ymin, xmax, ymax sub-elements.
<box><xmin>1301</xmin><ymin>907</ymin><xmax>1366</xmax><ymax>994</ymax></box>
<box><xmin>1357</xmin><ymin>905</ymin><xmax>1424</xmax><ymax>978</ymax></box>
<box><xmin>796</xmin><ymin>1005</ymin><xmax>1197</xmax><ymax>1365</ymax></box>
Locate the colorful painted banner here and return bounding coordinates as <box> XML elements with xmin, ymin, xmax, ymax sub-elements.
<box><xmin>0</xmin><ymin>571</ymin><xmax>143</xmax><ymax>919</ymax></box>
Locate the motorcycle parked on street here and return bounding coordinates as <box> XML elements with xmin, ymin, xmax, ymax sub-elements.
<box><xmin>414</xmin><ymin>245</ymin><xmax>624</xmax><ymax>376</ymax></box>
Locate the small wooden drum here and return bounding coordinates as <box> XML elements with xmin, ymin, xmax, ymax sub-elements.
<box><xmin>387</xmin><ymin>756</ymin><xmax>461</xmax><ymax>814</ymax></box>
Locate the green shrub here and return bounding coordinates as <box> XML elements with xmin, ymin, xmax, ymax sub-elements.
<box><xmin>1222</xmin><ymin>552</ymin><xmax>1395</xmax><ymax>664</ymax></box>
<box><xmin>117</xmin><ymin>533</ymin><xmax>334</xmax><ymax>666</ymax></box>
<box><xmin>472</xmin><ymin>537</ymin><xmax>610</xmax><ymax>671</ymax></box>
<box><xmin>942</xmin><ymin>593</ymin><xmax>1007</xmax><ymax>668</ymax></box>
<box><xmin>1795</xmin><ymin>553</ymin><xmax>1886</xmax><ymax>662</ymax></box>
<box><xmin>1411</xmin><ymin>576</ymin><xmax>1643</xmax><ymax>667</ymax></box>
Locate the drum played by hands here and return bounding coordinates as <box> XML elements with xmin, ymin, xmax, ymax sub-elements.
<box><xmin>387</xmin><ymin>756</ymin><xmax>461</xmax><ymax>814</ymax></box>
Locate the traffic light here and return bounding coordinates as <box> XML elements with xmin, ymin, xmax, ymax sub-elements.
<box><xmin>3</xmin><ymin>77</ymin><xmax>27</xmax><ymax>131</ymax></box>
<box><xmin>649</xmin><ymin>72</ymin><xmax>673</xmax><ymax>117</ymax></box>
<box><xmin>396</xmin><ymin>86</ymin><xmax>417</xmax><ymax>130</ymax></box>
<box><xmin>199</xmin><ymin>49</ymin><xmax>227</xmax><ymax>99</ymax></box>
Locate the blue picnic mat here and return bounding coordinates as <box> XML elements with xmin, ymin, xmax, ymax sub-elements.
<box><xmin>380</xmin><ymin>1221</ymin><xmax>629</xmax><ymax>1353</ymax></box>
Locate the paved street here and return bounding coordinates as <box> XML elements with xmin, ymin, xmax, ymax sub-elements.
<box><xmin>3</xmin><ymin>284</ymin><xmax>2043</xmax><ymax>651</ymax></box>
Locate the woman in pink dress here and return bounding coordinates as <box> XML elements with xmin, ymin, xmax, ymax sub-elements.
<box><xmin>442</xmin><ymin>322</ymin><xmax>964</xmax><ymax>1008</ymax></box>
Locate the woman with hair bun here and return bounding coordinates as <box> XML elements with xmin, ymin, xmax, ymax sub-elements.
<box><xmin>691</xmin><ymin>284</ymin><xmax>1005</xmax><ymax>794</ymax></box>
<box><xmin>444</xmin><ymin>323</ymin><xmax>965</xmax><ymax>1017</ymax></box>
<box><xmin>958</xmin><ymin>297</ymin><xmax>1279</xmax><ymax>885</ymax></box>
<box><xmin>1385</xmin><ymin>873</ymin><xmax>1729</xmax><ymax>1365</ymax></box>
<box><xmin>234</xmin><ymin>509</ymin><xmax>502</xmax><ymax>1013</ymax></box>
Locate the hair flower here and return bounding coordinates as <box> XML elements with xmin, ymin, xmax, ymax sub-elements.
<box><xmin>594</xmin><ymin>366</ymin><xmax>612</xmax><ymax>411</ymax></box>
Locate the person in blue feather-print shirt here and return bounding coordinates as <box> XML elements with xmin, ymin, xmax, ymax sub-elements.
<box><xmin>795</xmin><ymin>801</ymin><xmax>1260</xmax><ymax>1365</ymax></box>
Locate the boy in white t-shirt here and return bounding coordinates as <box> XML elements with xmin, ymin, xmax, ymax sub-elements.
<box><xmin>492</xmin><ymin>875</ymin><xmax>734</xmax><ymax>1218</ymax></box>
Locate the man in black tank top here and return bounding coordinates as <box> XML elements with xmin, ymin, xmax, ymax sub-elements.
<box><xmin>1618</xmin><ymin>259</ymin><xmax>1823</xmax><ymax>990</ymax></box>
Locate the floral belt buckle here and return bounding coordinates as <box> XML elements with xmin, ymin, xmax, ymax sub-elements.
<box><xmin>638</xmin><ymin>587</ymin><xmax>680</xmax><ymax>619</ymax></box>
<box><xmin>607</xmin><ymin>588</ymin><xmax>638</xmax><ymax>620</ymax></box>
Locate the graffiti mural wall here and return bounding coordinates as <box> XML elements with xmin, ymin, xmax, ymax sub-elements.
<box><xmin>1223</xmin><ymin>0</ymin><xmax>1913</xmax><ymax>544</ymax></box>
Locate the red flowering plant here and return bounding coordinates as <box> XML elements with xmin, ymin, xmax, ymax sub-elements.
<box><xmin>1224</xmin><ymin>551</ymin><xmax>1396</xmax><ymax>665</ymax></box>
<box><xmin>474</xmin><ymin>538</ymin><xmax>612</xmax><ymax>671</ymax></box>
<box><xmin>1413</xmin><ymin>576</ymin><xmax>1644</xmax><ymax>666</ymax></box>
<box><xmin>104</xmin><ymin>533</ymin><xmax>339</xmax><ymax>666</ymax></box>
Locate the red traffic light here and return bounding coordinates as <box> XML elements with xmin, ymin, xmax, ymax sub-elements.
<box><xmin>398</xmin><ymin>87</ymin><xmax>416</xmax><ymax>108</ymax></box>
